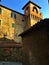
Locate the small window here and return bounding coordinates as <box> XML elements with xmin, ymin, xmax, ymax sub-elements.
<box><xmin>12</xmin><ymin>23</ymin><xmax>15</xmax><ymax>28</ymax></box>
<box><xmin>0</xmin><ymin>20</ymin><xmax>1</xmax><ymax>25</ymax></box>
<box><xmin>11</xmin><ymin>12</ymin><xmax>16</xmax><ymax>19</ymax></box>
<box><xmin>0</xmin><ymin>8</ymin><xmax>2</xmax><ymax>14</ymax></box>
<box><xmin>22</xmin><ymin>20</ymin><xmax>24</xmax><ymax>22</ymax></box>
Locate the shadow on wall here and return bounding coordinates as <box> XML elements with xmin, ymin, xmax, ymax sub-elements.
<box><xmin>20</xmin><ymin>18</ymin><xmax>49</xmax><ymax>65</ymax></box>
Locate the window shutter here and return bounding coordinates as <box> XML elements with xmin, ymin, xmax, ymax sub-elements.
<box><xmin>14</xmin><ymin>14</ymin><xmax>16</xmax><ymax>19</ymax></box>
<box><xmin>0</xmin><ymin>8</ymin><xmax>2</xmax><ymax>14</ymax></box>
<box><xmin>0</xmin><ymin>20</ymin><xmax>1</xmax><ymax>25</ymax></box>
<box><xmin>12</xmin><ymin>23</ymin><xmax>15</xmax><ymax>28</ymax></box>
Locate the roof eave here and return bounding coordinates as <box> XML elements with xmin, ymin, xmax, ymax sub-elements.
<box><xmin>0</xmin><ymin>4</ymin><xmax>24</xmax><ymax>16</ymax></box>
<box><xmin>22</xmin><ymin>1</ymin><xmax>41</xmax><ymax>10</ymax></box>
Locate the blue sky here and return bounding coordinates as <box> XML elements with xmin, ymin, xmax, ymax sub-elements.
<box><xmin>0</xmin><ymin>0</ymin><xmax>49</xmax><ymax>19</ymax></box>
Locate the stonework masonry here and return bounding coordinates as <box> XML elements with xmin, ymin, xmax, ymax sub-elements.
<box><xmin>0</xmin><ymin>5</ymin><xmax>24</xmax><ymax>43</ymax></box>
<box><xmin>20</xmin><ymin>19</ymin><xmax>49</xmax><ymax>65</ymax></box>
<box><xmin>0</xmin><ymin>1</ymin><xmax>43</xmax><ymax>43</ymax></box>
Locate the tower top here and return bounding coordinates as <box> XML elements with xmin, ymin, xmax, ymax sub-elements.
<box><xmin>22</xmin><ymin>0</ymin><xmax>41</xmax><ymax>10</ymax></box>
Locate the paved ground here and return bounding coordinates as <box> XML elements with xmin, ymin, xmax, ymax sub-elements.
<box><xmin>0</xmin><ymin>62</ymin><xmax>22</xmax><ymax>65</ymax></box>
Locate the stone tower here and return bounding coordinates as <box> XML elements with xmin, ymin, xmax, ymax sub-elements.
<box><xmin>22</xmin><ymin>1</ymin><xmax>43</xmax><ymax>30</ymax></box>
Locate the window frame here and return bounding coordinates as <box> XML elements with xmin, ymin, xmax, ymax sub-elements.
<box><xmin>0</xmin><ymin>8</ymin><xmax>2</xmax><ymax>14</ymax></box>
<box><xmin>0</xmin><ymin>20</ymin><xmax>1</xmax><ymax>25</ymax></box>
<box><xmin>11</xmin><ymin>12</ymin><xmax>16</xmax><ymax>19</ymax></box>
<box><xmin>12</xmin><ymin>23</ymin><xmax>15</xmax><ymax>28</ymax></box>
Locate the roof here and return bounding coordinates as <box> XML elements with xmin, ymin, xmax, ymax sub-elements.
<box><xmin>19</xmin><ymin>18</ymin><xmax>49</xmax><ymax>37</ymax></box>
<box><xmin>0</xmin><ymin>37</ymin><xmax>22</xmax><ymax>48</ymax></box>
<box><xmin>0</xmin><ymin>4</ymin><xmax>24</xmax><ymax>16</ymax></box>
<box><xmin>22</xmin><ymin>1</ymin><xmax>41</xmax><ymax>10</ymax></box>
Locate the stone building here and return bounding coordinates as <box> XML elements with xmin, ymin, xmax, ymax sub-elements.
<box><xmin>0</xmin><ymin>5</ymin><xmax>24</xmax><ymax>42</ymax></box>
<box><xmin>0</xmin><ymin>1</ymin><xmax>43</xmax><ymax>42</ymax></box>
<box><xmin>0</xmin><ymin>37</ymin><xmax>22</xmax><ymax>61</ymax></box>
<box><xmin>20</xmin><ymin>19</ymin><xmax>49</xmax><ymax>65</ymax></box>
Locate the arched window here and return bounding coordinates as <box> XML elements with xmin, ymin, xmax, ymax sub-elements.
<box><xmin>33</xmin><ymin>7</ymin><xmax>38</xmax><ymax>14</ymax></box>
<box><xmin>26</xmin><ymin>6</ymin><xmax>29</xmax><ymax>10</ymax></box>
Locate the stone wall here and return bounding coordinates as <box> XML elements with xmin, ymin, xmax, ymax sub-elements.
<box><xmin>0</xmin><ymin>5</ymin><xmax>24</xmax><ymax>43</ymax></box>
<box><xmin>23</xmin><ymin>31</ymin><xmax>49</xmax><ymax>65</ymax></box>
<box><xmin>22</xmin><ymin>22</ymin><xmax>49</xmax><ymax>65</ymax></box>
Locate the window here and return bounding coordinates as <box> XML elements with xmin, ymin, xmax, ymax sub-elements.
<box><xmin>0</xmin><ymin>20</ymin><xmax>1</xmax><ymax>25</ymax></box>
<box><xmin>12</xmin><ymin>23</ymin><xmax>15</xmax><ymax>28</ymax></box>
<box><xmin>11</xmin><ymin>12</ymin><xmax>16</xmax><ymax>19</ymax></box>
<box><xmin>0</xmin><ymin>8</ymin><xmax>2</xmax><ymax>14</ymax></box>
<box><xmin>22</xmin><ymin>19</ymin><xmax>24</xmax><ymax>22</ymax></box>
<box><xmin>33</xmin><ymin>7</ymin><xmax>38</xmax><ymax>14</ymax></box>
<box><xmin>26</xmin><ymin>6</ymin><xmax>29</xmax><ymax>10</ymax></box>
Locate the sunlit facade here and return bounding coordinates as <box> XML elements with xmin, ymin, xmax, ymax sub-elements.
<box><xmin>22</xmin><ymin>1</ymin><xmax>43</xmax><ymax>30</ymax></box>
<box><xmin>0</xmin><ymin>1</ymin><xmax>43</xmax><ymax>42</ymax></box>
